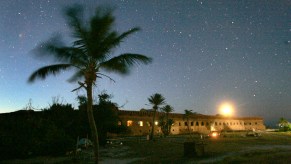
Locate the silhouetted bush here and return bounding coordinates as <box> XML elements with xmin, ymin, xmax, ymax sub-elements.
<box><xmin>39</xmin><ymin>123</ymin><xmax>75</xmax><ymax>156</ymax></box>
<box><xmin>0</xmin><ymin>100</ymin><xmax>126</xmax><ymax>160</ymax></box>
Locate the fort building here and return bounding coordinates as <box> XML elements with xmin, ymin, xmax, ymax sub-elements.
<box><xmin>117</xmin><ymin>109</ymin><xmax>266</xmax><ymax>136</ymax></box>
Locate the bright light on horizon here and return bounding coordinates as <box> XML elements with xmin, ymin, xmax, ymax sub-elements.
<box><xmin>219</xmin><ymin>102</ymin><xmax>235</xmax><ymax>117</ymax></box>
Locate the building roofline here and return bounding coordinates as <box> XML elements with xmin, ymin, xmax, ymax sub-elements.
<box><xmin>117</xmin><ymin>109</ymin><xmax>264</xmax><ymax>120</ymax></box>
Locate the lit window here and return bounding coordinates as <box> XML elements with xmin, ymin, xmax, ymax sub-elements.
<box><xmin>138</xmin><ymin>121</ymin><xmax>143</xmax><ymax>126</ymax></box>
<box><xmin>118</xmin><ymin>121</ymin><xmax>122</xmax><ymax>126</ymax></box>
<box><xmin>127</xmin><ymin>120</ymin><xmax>133</xmax><ymax>126</ymax></box>
<box><xmin>155</xmin><ymin>121</ymin><xmax>158</xmax><ymax>125</ymax></box>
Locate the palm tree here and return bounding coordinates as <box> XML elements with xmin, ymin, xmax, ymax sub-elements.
<box><xmin>161</xmin><ymin>105</ymin><xmax>174</xmax><ymax>135</ymax></box>
<box><xmin>148</xmin><ymin>93</ymin><xmax>166</xmax><ymax>140</ymax></box>
<box><xmin>184</xmin><ymin>109</ymin><xmax>193</xmax><ymax>136</ymax></box>
<box><xmin>28</xmin><ymin>5</ymin><xmax>152</xmax><ymax>163</ymax></box>
<box><xmin>278</xmin><ymin>117</ymin><xmax>290</xmax><ymax>131</ymax></box>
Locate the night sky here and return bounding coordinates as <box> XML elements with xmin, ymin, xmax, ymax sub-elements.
<box><xmin>0</xmin><ymin>0</ymin><xmax>290</xmax><ymax>125</ymax></box>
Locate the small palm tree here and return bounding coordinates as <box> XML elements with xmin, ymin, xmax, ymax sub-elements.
<box><xmin>184</xmin><ymin>109</ymin><xmax>193</xmax><ymax>136</ymax></box>
<box><xmin>278</xmin><ymin>117</ymin><xmax>290</xmax><ymax>131</ymax></box>
<box><xmin>148</xmin><ymin>93</ymin><xmax>166</xmax><ymax>140</ymax></box>
<box><xmin>28</xmin><ymin>5</ymin><xmax>152</xmax><ymax>163</ymax></box>
<box><xmin>161</xmin><ymin>105</ymin><xmax>174</xmax><ymax>135</ymax></box>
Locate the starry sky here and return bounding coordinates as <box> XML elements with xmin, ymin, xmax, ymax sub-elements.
<box><xmin>0</xmin><ymin>0</ymin><xmax>290</xmax><ymax>125</ymax></box>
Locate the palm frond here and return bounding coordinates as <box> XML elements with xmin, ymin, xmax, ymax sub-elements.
<box><xmin>34</xmin><ymin>35</ymin><xmax>88</xmax><ymax>66</ymax></box>
<box><xmin>89</xmin><ymin>31</ymin><xmax>118</xmax><ymax>61</ymax></box>
<box><xmin>90</xmin><ymin>6</ymin><xmax>115</xmax><ymax>40</ymax></box>
<box><xmin>116</xmin><ymin>27</ymin><xmax>140</xmax><ymax>43</ymax></box>
<box><xmin>64</xmin><ymin>4</ymin><xmax>89</xmax><ymax>54</ymax></box>
<box><xmin>161</xmin><ymin>105</ymin><xmax>174</xmax><ymax>113</ymax></box>
<box><xmin>28</xmin><ymin>64</ymin><xmax>72</xmax><ymax>83</ymax></box>
<box><xmin>100</xmin><ymin>53</ymin><xmax>152</xmax><ymax>74</ymax></box>
<box><xmin>85</xmin><ymin>8</ymin><xmax>115</xmax><ymax>61</ymax></box>
<box><xmin>148</xmin><ymin>93</ymin><xmax>166</xmax><ymax>106</ymax></box>
<box><xmin>67</xmin><ymin>70</ymin><xmax>84</xmax><ymax>83</ymax></box>
<box><xmin>103</xmin><ymin>28</ymin><xmax>140</xmax><ymax>53</ymax></box>
<box><xmin>96</xmin><ymin>73</ymin><xmax>115</xmax><ymax>83</ymax></box>
<box><xmin>90</xmin><ymin>28</ymin><xmax>140</xmax><ymax>61</ymax></box>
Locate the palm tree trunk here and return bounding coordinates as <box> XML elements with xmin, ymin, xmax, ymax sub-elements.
<box><xmin>187</xmin><ymin>118</ymin><xmax>193</xmax><ymax>138</ymax></box>
<box><xmin>165</xmin><ymin>113</ymin><xmax>169</xmax><ymax>136</ymax></box>
<box><xmin>86</xmin><ymin>83</ymin><xmax>99</xmax><ymax>164</ymax></box>
<box><xmin>150</xmin><ymin>109</ymin><xmax>156</xmax><ymax>140</ymax></box>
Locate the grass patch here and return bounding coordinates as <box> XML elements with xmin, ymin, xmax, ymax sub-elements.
<box><xmin>3</xmin><ymin>132</ymin><xmax>291</xmax><ymax>163</ymax></box>
<box><xmin>120</xmin><ymin>132</ymin><xmax>291</xmax><ymax>163</ymax></box>
<box><xmin>219</xmin><ymin>149</ymin><xmax>291</xmax><ymax>164</ymax></box>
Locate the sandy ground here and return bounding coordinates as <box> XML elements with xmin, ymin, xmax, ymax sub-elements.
<box><xmin>99</xmin><ymin>145</ymin><xmax>143</xmax><ymax>164</ymax></box>
<box><xmin>193</xmin><ymin>145</ymin><xmax>291</xmax><ymax>164</ymax></box>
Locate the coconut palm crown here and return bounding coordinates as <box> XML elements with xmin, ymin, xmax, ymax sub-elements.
<box><xmin>28</xmin><ymin>5</ymin><xmax>152</xmax><ymax>164</ymax></box>
<box><xmin>161</xmin><ymin>105</ymin><xmax>174</xmax><ymax>113</ymax></box>
<box><xmin>148</xmin><ymin>93</ymin><xmax>166</xmax><ymax>140</ymax></box>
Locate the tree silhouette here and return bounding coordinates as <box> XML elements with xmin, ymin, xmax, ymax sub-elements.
<box><xmin>28</xmin><ymin>4</ymin><xmax>152</xmax><ymax>163</ymax></box>
<box><xmin>160</xmin><ymin>105</ymin><xmax>174</xmax><ymax>136</ymax></box>
<box><xmin>148</xmin><ymin>93</ymin><xmax>166</xmax><ymax>140</ymax></box>
<box><xmin>278</xmin><ymin>117</ymin><xmax>291</xmax><ymax>131</ymax></box>
<box><xmin>184</xmin><ymin>109</ymin><xmax>193</xmax><ymax>136</ymax></box>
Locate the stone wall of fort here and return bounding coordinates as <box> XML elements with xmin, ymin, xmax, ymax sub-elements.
<box><xmin>117</xmin><ymin>110</ymin><xmax>266</xmax><ymax>136</ymax></box>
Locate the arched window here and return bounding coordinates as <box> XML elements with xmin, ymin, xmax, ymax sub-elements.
<box><xmin>138</xmin><ymin>121</ymin><xmax>143</xmax><ymax>126</ymax></box>
<box><xmin>127</xmin><ymin>120</ymin><xmax>133</xmax><ymax>126</ymax></box>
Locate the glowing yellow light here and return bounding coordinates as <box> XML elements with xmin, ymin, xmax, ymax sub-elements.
<box><xmin>208</xmin><ymin>131</ymin><xmax>220</xmax><ymax>138</ymax></box>
<box><xmin>219</xmin><ymin>102</ymin><xmax>234</xmax><ymax>117</ymax></box>
<box><xmin>212</xmin><ymin>132</ymin><xmax>218</xmax><ymax>137</ymax></box>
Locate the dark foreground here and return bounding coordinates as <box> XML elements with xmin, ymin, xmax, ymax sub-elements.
<box><xmin>3</xmin><ymin>131</ymin><xmax>291</xmax><ymax>164</ymax></box>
